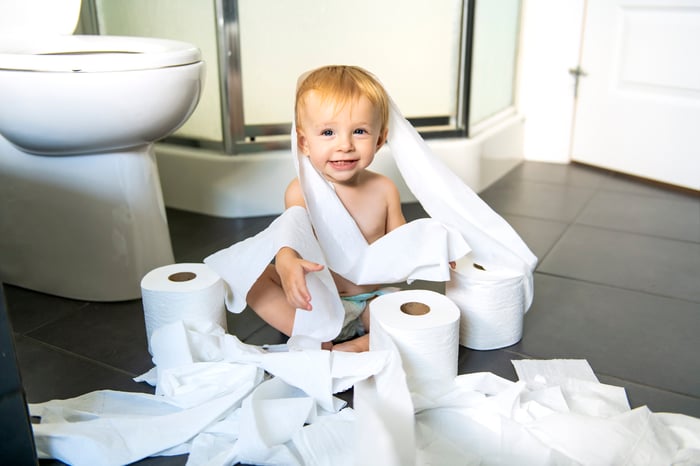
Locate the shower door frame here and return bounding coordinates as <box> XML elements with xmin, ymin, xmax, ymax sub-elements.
<box><xmin>215</xmin><ymin>0</ymin><xmax>476</xmax><ymax>154</ymax></box>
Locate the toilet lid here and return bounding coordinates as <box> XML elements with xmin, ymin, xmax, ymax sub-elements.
<box><xmin>0</xmin><ymin>35</ymin><xmax>201</xmax><ymax>72</ymax></box>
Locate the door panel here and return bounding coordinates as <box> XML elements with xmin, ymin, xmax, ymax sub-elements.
<box><xmin>572</xmin><ymin>0</ymin><xmax>700</xmax><ymax>190</ymax></box>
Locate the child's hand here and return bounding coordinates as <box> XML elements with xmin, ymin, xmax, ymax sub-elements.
<box><xmin>275</xmin><ymin>247</ymin><xmax>324</xmax><ymax>311</ymax></box>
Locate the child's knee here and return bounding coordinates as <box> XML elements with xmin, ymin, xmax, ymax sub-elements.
<box><xmin>247</xmin><ymin>265</ymin><xmax>278</xmax><ymax>303</ymax></box>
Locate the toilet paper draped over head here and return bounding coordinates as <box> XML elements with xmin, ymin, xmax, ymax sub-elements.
<box><xmin>206</xmin><ymin>65</ymin><xmax>537</xmax><ymax>342</ymax></box>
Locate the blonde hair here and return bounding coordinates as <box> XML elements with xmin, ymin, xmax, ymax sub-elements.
<box><xmin>295</xmin><ymin>65</ymin><xmax>390</xmax><ymax>135</ymax></box>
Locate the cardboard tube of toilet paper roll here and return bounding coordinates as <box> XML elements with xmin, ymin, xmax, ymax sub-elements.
<box><xmin>141</xmin><ymin>263</ymin><xmax>227</xmax><ymax>355</ymax></box>
<box><xmin>445</xmin><ymin>257</ymin><xmax>525</xmax><ymax>350</ymax></box>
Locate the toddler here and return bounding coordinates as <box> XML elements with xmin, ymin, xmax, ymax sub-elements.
<box><xmin>246</xmin><ymin>65</ymin><xmax>405</xmax><ymax>352</ymax></box>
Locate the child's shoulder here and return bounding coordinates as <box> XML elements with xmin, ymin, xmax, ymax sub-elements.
<box><xmin>363</xmin><ymin>169</ymin><xmax>398</xmax><ymax>190</ymax></box>
<box><xmin>362</xmin><ymin>169</ymin><xmax>391</xmax><ymax>183</ymax></box>
<box><xmin>284</xmin><ymin>177</ymin><xmax>306</xmax><ymax>208</ymax></box>
<box><xmin>360</xmin><ymin>170</ymin><xmax>400</xmax><ymax>201</ymax></box>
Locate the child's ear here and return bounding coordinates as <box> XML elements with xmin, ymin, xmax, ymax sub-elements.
<box><xmin>376</xmin><ymin>128</ymin><xmax>388</xmax><ymax>150</ymax></box>
<box><xmin>297</xmin><ymin>130</ymin><xmax>310</xmax><ymax>155</ymax></box>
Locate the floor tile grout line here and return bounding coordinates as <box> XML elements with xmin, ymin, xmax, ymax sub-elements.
<box><xmin>14</xmin><ymin>301</ymin><xmax>91</xmax><ymax>337</ymax></box>
<box><xmin>495</xmin><ymin>210</ymin><xmax>575</xmax><ymax>225</ymax></box>
<box><xmin>533</xmin><ymin>270</ymin><xmax>700</xmax><ymax>305</ymax></box>
<box><xmin>569</xmin><ymin>220</ymin><xmax>700</xmax><ymax>246</ymax></box>
<box><xmin>568</xmin><ymin>179</ymin><xmax>602</xmax><ymax>226</ymax></box>
<box><xmin>594</xmin><ymin>185</ymin><xmax>700</xmax><ymax>202</ymax></box>
<box><xmin>498</xmin><ymin>348</ymin><xmax>532</xmax><ymax>362</ymax></box>
<box><xmin>487</xmin><ymin>173</ymin><xmax>585</xmax><ymax>267</ymax></box>
<box><xmin>593</xmin><ymin>372</ymin><xmax>700</xmax><ymax>401</ymax></box>
<box><xmin>483</xmin><ymin>181</ymin><xmax>602</xmax><ymax>203</ymax></box>
<box><xmin>595</xmin><ymin>185</ymin><xmax>700</xmax><ymax>201</ymax></box>
<box><xmin>18</xmin><ymin>334</ymin><xmax>143</xmax><ymax>379</ymax></box>
<box><xmin>570</xmin><ymin>221</ymin><xmax>700</xmax><ymax>245</ymax></box>
<box><xmin>533</xmin><ymin>218</ymin><xmax>575</xmax><ymax>268</ymax></box>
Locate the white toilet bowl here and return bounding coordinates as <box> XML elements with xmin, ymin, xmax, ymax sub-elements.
<box><xmin>0</xmin><ymin>11</ymin><xmax>204</xmax><ymax>301</ymax></box>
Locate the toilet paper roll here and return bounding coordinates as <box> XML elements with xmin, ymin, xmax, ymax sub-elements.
<box><xmin>370</xmin><ymin>289</ymin><xmax>460</xmax><ymax>392</ymax></box>
<box><xmin>141</xmin><ymin>263</ymin><xmax>227</xmax><ymax>354</ymax></box>
<box><xmin>445</xmin><ymin>258</ymin><xmax>526</xmax><ymax>350</ymax></box>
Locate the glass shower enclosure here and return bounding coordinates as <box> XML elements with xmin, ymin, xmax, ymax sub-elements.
<box><xmin>81</xmin><ymin>0</ymin><xmax>521</xmax><ymax>155</ymax></box>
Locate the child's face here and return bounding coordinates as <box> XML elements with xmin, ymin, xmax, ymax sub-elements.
<box><xmin>297</xmin><ymin>91</ymin><xmax>387</xmax><ymax>186</ymax></box>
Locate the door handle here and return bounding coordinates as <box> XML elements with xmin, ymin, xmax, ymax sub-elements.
<box><xmin>569</xmin><ymin>66</ymin><xmax>587</xmax><ymax>98</ymax></box>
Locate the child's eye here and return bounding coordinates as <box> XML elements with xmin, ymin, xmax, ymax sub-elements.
<box><xmin>354</xmin><ymin>128</ymin><xmax>367</xmax><ymax>135</ymax></box>
<box><xmin>321</xmin><ymin>129</ymin><xmax>334</xmax><ymax>136</ymax></box>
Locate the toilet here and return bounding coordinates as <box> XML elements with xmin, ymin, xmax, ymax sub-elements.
<box><xmin>0</xmin><ymin>0</ymin><xmax>205</xmax><ymax>301</ymax></box>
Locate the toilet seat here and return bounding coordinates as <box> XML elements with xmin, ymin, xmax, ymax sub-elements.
<box><xmin>0</xmin><ymin>35</ymin><xmax>201</xmax><ymax>72</ymax></box>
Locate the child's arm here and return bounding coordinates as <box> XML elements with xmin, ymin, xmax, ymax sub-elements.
<box><xmin>384</xmin><ymin>178</ymin><xmax>406</xmax><ymax>233</ymax></box>
<box><xmin>276</xmin><ymin>178</ymin><xmax>323</xmax><ymax>311</ymax></box>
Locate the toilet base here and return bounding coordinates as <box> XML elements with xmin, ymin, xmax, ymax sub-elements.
<box><xmin>0</xmin><ymin>136</ymin><xmax>174</xmax><ymax>301</ymax></box>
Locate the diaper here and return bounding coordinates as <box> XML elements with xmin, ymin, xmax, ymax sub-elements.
<box><xmin>335</xmin><ymin>287</ymin><xmax>400</xmax><ymax>342</ymax></box>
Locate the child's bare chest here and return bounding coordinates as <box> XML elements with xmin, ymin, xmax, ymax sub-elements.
<box><xmin>336</xmin><ymin>187</ymin><xmax>388</xmax><ymax>244</ymax></box>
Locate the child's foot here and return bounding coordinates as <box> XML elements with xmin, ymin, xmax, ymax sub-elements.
<box><xmin>331</xmin><ymin>334</ymin><xmax>369</xmax><ymax>352</ymax></box>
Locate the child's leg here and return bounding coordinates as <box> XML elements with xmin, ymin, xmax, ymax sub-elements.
<box><xmin>246</xmin><ymin>264</ymin><xmax>297</xmax><ymax>336</ymax></box>
<box><xmin>331</xmin><ymin>306</ymin><xmax>371</xmax><ymax>352</ymax></box>
<box><xmin>331</xmin><ymin>334</ymin><xmax>369</xmax><ymax>352</ymax></box>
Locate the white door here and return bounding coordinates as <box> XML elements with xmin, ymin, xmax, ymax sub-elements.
<box><xmin>571</xmin><ymin>0</ymin><xmax>700</xmax><ymax>191</ymax></box>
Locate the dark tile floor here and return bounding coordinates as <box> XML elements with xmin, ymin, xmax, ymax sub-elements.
<box><xmin>4</xmin><ymin>161</ymin><xmax>700</xmax><ymax>465</ymax></box>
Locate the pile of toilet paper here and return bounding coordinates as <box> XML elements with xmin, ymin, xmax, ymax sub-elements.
<box><xmin>29</xmin><ymin>317</ymin><xmax>700</xmax><ymax>465</ymax></box>
<box><xmin>28</xmin><ymin>97</ymin><xmax>700</xmax><ymax>465</ymax></box>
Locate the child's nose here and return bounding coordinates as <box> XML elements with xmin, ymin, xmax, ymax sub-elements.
<box><xmin>336</xmin><ymin>133</ymin><xmax>355</xmax><ymax>151</ymax></box>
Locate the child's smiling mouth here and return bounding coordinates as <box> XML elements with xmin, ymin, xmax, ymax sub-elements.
<box><xmin>329</xmin><ymin>159</ymin><xmax>359</xmax><ymax>170</ymax></box>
